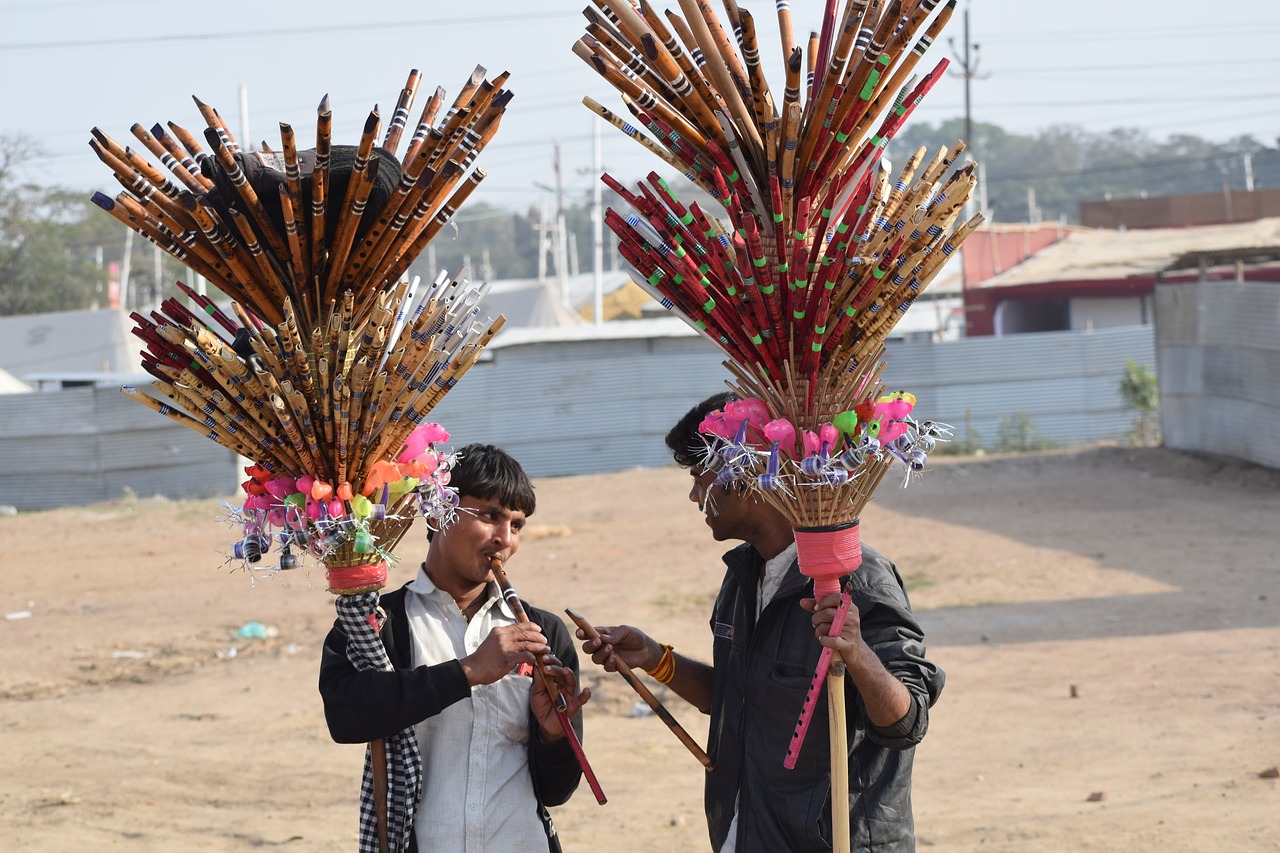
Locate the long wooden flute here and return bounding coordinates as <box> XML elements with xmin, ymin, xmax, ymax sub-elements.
<box><xmin>565</xmin><ymin>607</ymin><xmax>714</xmax><ymax>771</ymax></box>
<box><xmin>488</xmin><ymin>556</ymin><xmax>607</xmax><ymax>805</ymax></box>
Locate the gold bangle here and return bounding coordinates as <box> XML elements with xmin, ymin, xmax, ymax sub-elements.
<box><xmin>646</xmin><ymin>643</ymin><xmax>676</xmax><ymax>684</ymax></box>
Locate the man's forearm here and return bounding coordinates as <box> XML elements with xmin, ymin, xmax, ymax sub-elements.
<box><xmin>663</xmin><ymin>653</ymin><xmax>715</xmax><ymax>714</ymax></box>
<box><xmin>842</xmin><ymin>643</ymin><xmax>912</xmax><ymax>728</ymax></box>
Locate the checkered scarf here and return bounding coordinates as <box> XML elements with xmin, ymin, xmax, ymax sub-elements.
<box><xmin>335</xmin><ymin>592</ymin><xmax>423</xmax><ymax>853</ymax></box>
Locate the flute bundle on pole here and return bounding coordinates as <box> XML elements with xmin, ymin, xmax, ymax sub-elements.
<box><xmin>576</xmin><ymin>0</ymin><xmax>979</xmax><ymax>831</ymax></box>
<box><xmin>96</xmin><ymin>68</ymin><xmax>512</xmax><ymax>853</ymax></box>
<box><xmin>96</xmin><ymin>67</ymin><xmax>512</xmax><ymax>586</ymax></box>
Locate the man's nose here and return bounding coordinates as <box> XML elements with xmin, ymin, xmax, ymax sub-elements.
<box><xmin>492</xmin><ymin>522</ymin><xmax>517</xmax><ymax>546</ymax></box>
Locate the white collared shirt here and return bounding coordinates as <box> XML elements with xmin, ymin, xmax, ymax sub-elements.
<box><xmin>757</xmin><ymin>541</ymin><xmax>799</xmax><ymax>619</ymax></box>
<box><xmin>405</xmin><ymin>568</ymin><xmax>545</xmax><ymax>852</ymax></box>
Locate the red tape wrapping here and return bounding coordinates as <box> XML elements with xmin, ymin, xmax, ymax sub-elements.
<box><xmin>326</xmin><ymin>561</ymin><xmax>389</xmax><ymax>595</ymax></box>
<box><xmin>793</xmin><ymin>523</ymin><xmax>862</xmax><ymax>598</ymax></box>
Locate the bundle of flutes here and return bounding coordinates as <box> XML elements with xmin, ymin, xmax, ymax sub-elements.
<box><xmin>576</xmin><ymin>0</ymin><xmax>978</xmax><ymax>530</ymax></box>
<box><xmin>576</xmin><ymin>2</ymin><xmax>976</xmax><ymax>814</ymax></box>
<box><xmin>122</xmin><ymin>270</ymin><xmax>501</xmax><ymax>584</ymax></box>
<box><xmin>96</xmin><ymin>68</ymin><xmax>511</xmax><ymax>589</ymax></box>
<box><xmin>90</xmin><ymin>66</ymin><xmax>509</xmax><ymax>332</ymax></box>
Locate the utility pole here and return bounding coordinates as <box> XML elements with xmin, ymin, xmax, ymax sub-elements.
<box><xmin>119</xmin><ymin>228</ymin><xmax>134</xmax><ymax>312</ymax></box>
<box><xmin>949</xmin><ymin>7</ymin><xmax>988</xmax><ymax>217</ymax></box>
<box><xmin>239</xmin><ymin>84</ymin><xmax>251</xmax><ymax>152</ymax></box>
<box><xmin>592</xmin><ymin>116</ymin><xmax>604</xmax><ymax>326</ymax></box>
<box><xmin>553</xmin><ymin>143</ymin><xmax>569</xmax><ymax>304</ymax></box>
<box><xmin>948</xmin><ymin>8</ymin><xmax>984</xmax><ymax>152</ymax></box>
<box><xmin>152</xmin><ymin>241</ymin><xmax>163</xmax><ymax>311</ymax></box>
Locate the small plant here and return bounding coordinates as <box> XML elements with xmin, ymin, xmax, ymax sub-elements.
<box><xmin>931</xmin><ymin>408</ymin><xmax>984</xmax><ymax>455</ymax></box>
<box><xmin>1118</xmin><ymin>359</ymin><xmax>1161</xmax><ymax>446</ymax></box>
<box><xmin>996</xmin><ymin>412</ymin><xmax>1058</xmax><ymax>452</ymax></box>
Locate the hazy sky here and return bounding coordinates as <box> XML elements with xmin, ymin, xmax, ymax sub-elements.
<box><xmin>3</xmin><ymin>0</ymin><xmax>1278</xmax><ymax>213</ymax></box>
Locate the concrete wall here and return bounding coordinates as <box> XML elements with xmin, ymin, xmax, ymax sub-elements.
<box><xmin>1155</xmin><ymin>281</ymin><xmax>1280</xmax><ymax>469</ymax></box>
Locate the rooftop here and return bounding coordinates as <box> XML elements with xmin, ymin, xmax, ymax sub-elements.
<box><xmin>973</xmin><ymin>217</ymin><xmax>1280</xmax><ymax>289</ymax></box>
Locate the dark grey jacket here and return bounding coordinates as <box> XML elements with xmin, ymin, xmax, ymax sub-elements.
<box><xmin>706</xmin><ymin>543</ymin><xmax>944</xmax><ymax>852</ymax></box>
<box><xmin>318</xmin><ymin>583</ymin><xmax>582</xmax><ymax>852</ymax></box>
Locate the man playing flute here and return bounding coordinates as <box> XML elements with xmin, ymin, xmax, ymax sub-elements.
<box><xmin>579</xmin><ymin>392</ymin><xmax>944</xmax><ymax>853</ymax></box>
<box><xmin>320</xmin><ymin>444</ymin><xmax>590</xmax><ymax>852</ymax></box>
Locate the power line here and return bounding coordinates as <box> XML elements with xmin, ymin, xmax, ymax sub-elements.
<box><xmin>0</xmin><ymin>12</ymin><xmax>580</xmax><ymax>51</ymax></box>
<box><xmin>0</xmin><ymin>0</ymin><xmax>168</xmax><ymax>8</ymax></box>
<box><xmin>968</xmin><ymin>92</ymin><xmax>1280</xmax><ymax>111</ymax></box>
<box><xmin>997</xmin><ymin>56</ymin><xmax>1280</xmax><ymax>75</ymax></box>
<box><xmin>980</xmin><ymin>151</ymin><xmax>1273</xmax><ymax>185</ymax></box>
<box><xmin>980</xmin><ymin>22</ymin><xmax>1280</xmax><ymax>44</ymax></box>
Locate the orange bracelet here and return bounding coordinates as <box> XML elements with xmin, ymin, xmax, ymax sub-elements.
<box><xmin>646</xmin><ymin>643</ymin><xmax>676</xmax><ymax>684</ymax></box>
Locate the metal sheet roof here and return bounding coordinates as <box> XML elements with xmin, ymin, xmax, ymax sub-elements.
<box><xmin>974</xmin><ymin>217</ymin><xmax>1280</xmax><ymax>289</ymax></box>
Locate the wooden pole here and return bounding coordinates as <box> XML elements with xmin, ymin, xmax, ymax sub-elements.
<box><xmin>827</xmin><ymin>657</ymin><xmax>850</xmax><ymax>853</ymax></box>
<box><xmin>371</xmin><ymin>738</ymin><xmax>390</xmax><ymax>853</ymax></box>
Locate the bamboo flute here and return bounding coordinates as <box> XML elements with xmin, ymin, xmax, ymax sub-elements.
<box><xmin>566</xmin><ymin>608</ymin><xmax>714</xmax><ymax>771</ymax></box>
<box><xmin>192</xmin><ymin>96</ymin><xmax>239</xmax><ymax>154</ymax></box>
<box><xmin>309</xmin><ymin>94</ymin><xmax>333</xmax><ymax>294</ymax></box>
<box><xmin>401</xmin><ymin>86</ymin><xmax>446</xmax><ymax>166</ymax></box>
<box><xmin>382</xmin><ymin>69</ymin><xmax>421</xmax><ymax>156</ymax></box>
<box><xmin>204</xmin><ymin>128</ymin><xmax>292</xmax><ymax>265</ymax></box>
<box><xmin>164</xmin><ymin>120</ymin><xmax>211</xmax><ymax>170</ymax></box>
<box><xmin>324</xmin><ymin>109</ymin><xmax>382</xmax><ymax>298</ymax></box>
<box><xmin>489</xmin><ymin>558</ymin><xmax>606</xmax><ymax>805</ymax></box>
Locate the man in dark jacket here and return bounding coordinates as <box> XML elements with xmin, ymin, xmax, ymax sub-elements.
<box><xmin>320</xmin><ymin>444</ymin><xmax>588</xmax><ymax>852</ymax></box>
<box><xmin>579</xmin><ymin>395</ymin><xmax>944</xmax><ymax>852</ymax></box>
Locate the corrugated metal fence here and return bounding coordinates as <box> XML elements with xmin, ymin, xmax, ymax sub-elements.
<box><xmin>880</xmin><ymin>325</ymin><xmax>1156</xmax><ymax>451</ymax></box>
<box><xmin>0</xmin><ymin>323</ymin><xmax>1157</xmax><ymax>510</ymax></box>
<box><xmin>434</xmin><ymin>325</ymin><xmax>1155</xmax><ymax>473</ymax></box>
<box><xmin>1156</xmin><ymin>281</ymin><xmax>1280</xmax><ymax>469</ymax></box>
<box><xmin>426</xmin><ymin>331</ymin><xmax>732</xmax><ymax>475</ymax></box>
<box><xmin>0</xmin><ymin>386</ymin><xmax>241</xmax><ymax>511</ymax></box>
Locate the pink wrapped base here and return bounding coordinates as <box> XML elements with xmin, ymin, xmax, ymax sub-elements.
<box><xmin>794</xmin><ymin>520</ymin><xmax>863</xmax><ymax>598</ymax></box>
<box><xmin>326</xmin><ymin>561</ymin><xmax>389</xmax><ymax>595</ymax></box>
<box><xmin>785</xmin><ymin>521</ymin><xmax>863</xmax><ymax>770</ymax></box>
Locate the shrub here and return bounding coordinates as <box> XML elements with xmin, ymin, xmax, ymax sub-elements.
<box><xmin>1118</xmin><ymin>359</ymin><xmax>1161</xmax><ymax>446</ymax></box>
<box><xmin>996</xmin><ymin>412</ymin><xmax>1058</xmax><ymax>452</ymax></box>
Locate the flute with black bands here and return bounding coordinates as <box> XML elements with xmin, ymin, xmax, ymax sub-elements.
<box><xmin>488</xmin><ymin>556</ymin><xmax>607</xmax><ymax>805</ymax></box>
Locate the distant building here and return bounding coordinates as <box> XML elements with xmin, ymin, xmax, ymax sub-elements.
<box><xmin>0</xmin><ymin>309</ymin><xmax>141</xmax><ymax>388</ymax></box>
<box><xmin>960</xmin><ymin>219</ymin><xmax>1280</xmax><ymax>336</ymax></box>
<box><xmin>1080</xmin><ymin>187</ymin><xmax>1280</xmax><ymax>230</ymax></box>
<box><xmin>0</xmin><ymin>367</ymin><xmax>32</xmax><ymax>395</ymax></box>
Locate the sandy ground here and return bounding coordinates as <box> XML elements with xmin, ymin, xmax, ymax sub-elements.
<box><xmin>1</xmin><ymin>445</ymin><xmax>1277</xmax><ymax>852</ymax></box>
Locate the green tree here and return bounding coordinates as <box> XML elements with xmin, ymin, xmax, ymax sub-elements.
<box><xmin>889</xmin><ymin>121</ymin><xmax>1279</xmax><ymax>225</ymax></box>
<box><xmin>0</xmin><ymin>134</ymin><xmax>116</xmax><ymax>316</ymax></box>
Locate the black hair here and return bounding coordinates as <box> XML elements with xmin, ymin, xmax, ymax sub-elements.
<box><xmin>448</xmin><ymin>443</ymin><xmax>536</xmax><ymax>516</ymax></box>
<box><xmin>665</xmin><ymin>391</ymin><xmax>738</xmax><ymax>468</ymax></box>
